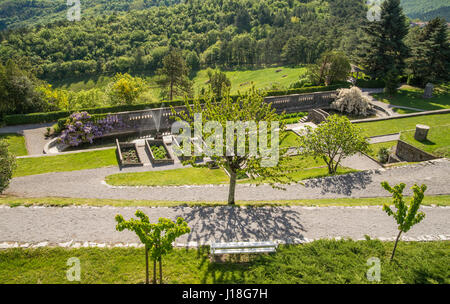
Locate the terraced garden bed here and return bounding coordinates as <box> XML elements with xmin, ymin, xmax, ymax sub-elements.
<box><xmin>116</xmin><ymin>140</ymin><xmax>143</xmax><ymax>167</ymax></box>
<box><xmin>146</xmin><ymin>139</ymin><xmax>174</xmax><ymax>165</ymax></box>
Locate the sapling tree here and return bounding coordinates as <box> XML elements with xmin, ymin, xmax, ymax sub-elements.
<box><xmin>171</xmin><ymin>88</ymin><xmax>299</xmax><ymax>205</ymax></box>
<box><xmin>381</xmin><ymin>182</ymin><xmax>427</xmax><ymax>262</ymax></box>
<box><xmin>300</xmin><ymin>115</ymin><xmax>370</xmax><ymax>174</ymax></box>
<box><xmin>115</xmin><ymin>211</ymin><xmax>190</xmax><ymax>284</ymax></box>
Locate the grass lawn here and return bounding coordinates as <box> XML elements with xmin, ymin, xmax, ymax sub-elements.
<box><xmin>0</xmin><ymin>240</ymin><xmax>448</xmax><ymax>284</ymax></box>
<box><xmin>14</xmin><ymin>149</ymin><xmax>118</xmax><ymax>177</ymax></box>
<box><xmin>1</xmin><ymin>195</ymin><xmax>449</xmax><ymax>207</ymax></box>
<box><xmin>280</xmin><ymin>131</ymin><xmax>302</xmax><ymax>148</ymax></box>
<box><xmin>105</xmin><ymin>167</ymin><xmax>230</xmax><ymax>187</ymax></box>
<box><xmin>0</xmin><ymin>133</ymin><xmax>27</xmax><ymax>156</ymax></box>
<box><xmin>105</xmin><ymin>155</ymin><xmax>355</xmax><ymax>187</ymax></box>
<box><xmin>357</xmin><ymin>113</ymin><xmax>450</xmax><ymax>137</ymax></box>
<box><xmin>367</xmin><ymin>141</ymin><xmax>397</xmax><ymax>160</ymax></box>
<box><xmin>373</xmin><ymin>84</ymin><xmax>450</xmax><ymax>114</ymax></box>
<box><xmin>401</xmin><ymin>125</ymin><xmax>450</xmax><ymax>158</ymax></box>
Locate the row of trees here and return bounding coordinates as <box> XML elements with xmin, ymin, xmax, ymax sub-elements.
<box><xmin>358</xmin><ymin>0</ymin><xmax>449</xmax><ymax>92</ymax></box>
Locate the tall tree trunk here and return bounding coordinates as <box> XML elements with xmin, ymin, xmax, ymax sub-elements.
<box><xmin>228</xmin><ymin>170</ymin><xmax>237</xmax><ymax>205</ymax></box>
<box><xmin>153</xmin><ymin>260</ymin><xmax>157</xmax><ymax>284</ymax></box>
<box><xmin>170</xmin><ymin>80</ymin><xmax>174</xmax><ymax>101</ymax></box>
<box><xmin>159</xmin><ymin>258</ymin><xmax>163</xmax><ymax>284</ymax></box>
<box><xmin>390</xmin><ymin>230</ymin><xmax>402</xmax><ymax>262</ymax></box>
<box><xmin>145</xmin><ymin>246</ymin><xmax>149</xmax><ymax>284</ymax></box>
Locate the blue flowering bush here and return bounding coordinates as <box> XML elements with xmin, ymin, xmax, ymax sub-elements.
<box><xmin>58</xmin><ymin>112</ymin><xmax>125</xmax><ymax>147</ymax></box>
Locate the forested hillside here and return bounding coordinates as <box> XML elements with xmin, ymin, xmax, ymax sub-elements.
<box><xmin>401</xmin><ymin>0</ymin><xmax>449</xmax><ymax>21</ymax></box>
<box><xmin>0</xmin><ymin>0</ymin><xmax>367</xmax><ymax>80</ymax></box>
<box><xmin>0</xmin><ymin>0</ymin><xmax>181</xmax><ymax>30</ymax></box>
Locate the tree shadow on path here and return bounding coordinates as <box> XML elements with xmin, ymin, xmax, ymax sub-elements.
<box><xmin>303</xmin><ymin>171</ymin><xmax>375</xmax><ymax>196</ymax></box>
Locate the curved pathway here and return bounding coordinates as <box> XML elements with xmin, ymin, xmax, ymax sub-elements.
<box><xmin>5</xmin><ymin>159</ymin><xmax>450</xmax><ymax>201</ymax></box>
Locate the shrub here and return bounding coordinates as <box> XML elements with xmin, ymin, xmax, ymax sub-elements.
<box><xmin>58</xmin><ymin>112</ymin><xmax>124</xmax><ymax>147</ymax></box>
<box><xmin>331</xmin><ymin>86</ymin><xmax>373</xmax><ymax>117</ymax></box>
<box><xmin>0</xmin><ymin>140</ymin><xmax>16</xmax><ymax>194</ymax></box>
<box><xmin>378</xmin><ymin>147</ymin><xmax>391</xmax><ymax>164</ymax></box>
<box><xmin>355</xmin><ymin>79</ymin><xmax>385</xmax><ymax>88</ymax></box>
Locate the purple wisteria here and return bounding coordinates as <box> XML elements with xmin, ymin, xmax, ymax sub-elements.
<box><xmin>58</xmin><ymin>112</ymin><xmax>125</xmax><ymax>147</ymax></box>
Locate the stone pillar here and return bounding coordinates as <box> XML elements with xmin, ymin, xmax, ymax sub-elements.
<box><xmin>423</xmin><ymin>83</ymin><xmax>434</xmax><ymax>99</ymax></box>
<box><xmin>414</xmin><ymin>124</ymin><xmax>430</xmax><ymax>142</ymax></box>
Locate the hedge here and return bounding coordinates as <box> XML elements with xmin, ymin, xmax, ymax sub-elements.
<box><xmin>355</xmin><ymin>79</ymin><xmax>385</xmax><ymax>88</ymax></box>
<box><xmin>3</xmin><ymin>83</ymin><xmax>349</xmax><ymax>126</ymax></box>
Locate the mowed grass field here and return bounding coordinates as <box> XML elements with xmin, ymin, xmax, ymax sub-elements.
<box><xmin>0</xmin><ymin>133</ymin><xmax>28</xmax><ymax>156</ymax></box>
<box><xmin>14</xmin><ymin>149</ymin><xmax>118</xmax><ymax>177</ymax></box>
<box><xmin>52</xmin><ymin>66</ymin><xmax>307</xmax><ymax>100</ymax></box>
<box><xmin>374</xmin><ymin>84</ymin><xmax>450</xmax><ymax>114</ymax></box>
<box><xmin>0</xmin><ymin>240</ymin><xmax>448</xmax><ymax>284</ymax></box>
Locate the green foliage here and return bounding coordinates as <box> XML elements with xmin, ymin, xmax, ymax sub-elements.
<box><xmin>407</xmin><ymin>18</ymin><xmax>450</xmax><ymax>86</ymax></box>
<box><xmin>378</xmin><ymin>147</ymin><xmax>391</xmax><ymax>164</ymax></box>
<box><xmin>206</xmin><ymin>69</ymin><xmax>231</xmax><ymax>97</ymax></box>
<box><xmin>157</xmin><ymin>50</ymin><xmax>192</xmax><ymax>101</ymax></box>
<box><xmin>300</xmin><ymin>115</ymin><xmax>370</xmax><ymax>174</ymax></box>
<box><xmin>115</xmin><ymin>210</ymin><xmax>190</xmax><ymax>284</ymax></box>
<box><xmin>307</xmin><ymin>51</ymin><xmax>351</xmax><ymax>86</ymax></box>
<box><xmin>150</xmin><ymin>145</ymin><xmax>168</xmax><ymax>160</ymax></box>
<box><xmin>0</xmin><ymin>0</ymin><xmax>367</xmax><ymax>80</ymax></box>
<box><xmin>401</xmin><ymin>0</ymin><xmax>450</xmax><ymax>21</ymax></box>
<box><xmin>359</xmin><ymin>0</ymin><xmax>410</xmax><ymax>82</ymax></box>
<box><xmin>0</xmin><ymin>139</ymin><xmax>16</xmax><ymax>194</ymax></box>
<box><xmin>381</xmin><ymin>182</ymin><xmax>427</xmax><ymax>261</ymax></box>
<box><xmin>107</xmin><ymin>73</ymin><xmax>146</xmax><ymax>105</ymax></box>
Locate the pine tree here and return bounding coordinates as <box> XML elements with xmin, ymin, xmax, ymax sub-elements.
<box><xmin>408</xmin><ymin>17</ymin><xmax>450</xmax><ymax>86</ymax></box>
<box><xmin>358</xmin><ymin>0</ymin><xmax>409</xmax><ymax>89</ymax></box>
<box><xmin>156</xmin><ymin>50</ymin><xmax>192</xmax><ymax>101</ymax></box>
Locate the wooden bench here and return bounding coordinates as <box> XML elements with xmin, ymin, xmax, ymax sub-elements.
<box><xmin>210</xmin><ymin>241</ymin><xmax>277</xmax><ymax>262</ymax></box>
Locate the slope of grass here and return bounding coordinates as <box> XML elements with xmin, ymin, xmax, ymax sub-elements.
<box><xmin>14</xmin><ymin>149</ymin><xmax>118</xmax><ymax>177</ymax></box>
<box><xmin>0</xmin><ymin>240</ymin><xmax>448</xmax><ymax>284</ymax></box>
<box><xmin>373</xmin><ymin>84</ymin><xmax>450</xmax><ymax>114</ymax></box>
<box><xmin>401</xmin><ymin>125</ymin><xmax>450</xmax><ymax>158</ymax></box>
<box><xmin>367</xmin><ymin>141</ymin><xmax>398</xmax><ymax>160</ymax></box>
<box><xmin>357</xmin><ymin>113</ymin><xmax>450</xmax><ymax>137</ymax></box>
<box><xmin>0</xmin><ymin>133</ymin><xmax>27</xmax><ymax>156</ymax></box>
<box><xmin>1</xmin><ymin>195</ymin><xmax>449</xmax><ymax>207</ymax></box>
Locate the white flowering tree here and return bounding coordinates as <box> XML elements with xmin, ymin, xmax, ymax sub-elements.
<box><xmin>331</xmin><ymin>87</ymin><xmax>373</xmax><ymax>117</ymax></box>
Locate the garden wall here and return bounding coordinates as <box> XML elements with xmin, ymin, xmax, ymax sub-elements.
<box><xmin>395</xmin><ymin>140</ymin><xmax>436</xmax><ymax>162</ymax></box>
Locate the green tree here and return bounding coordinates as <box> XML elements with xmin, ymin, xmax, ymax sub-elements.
<box><xmin>281</xmin><ymin>36</ymin><xmax>309</xmax><ymax>65</ymax></box>
<box><xmin>172</xmin><ymin>88</ymin><xmax>298</xmax><ymax>205</ymax></box>
<box><xmin>107</xmin><ymin>73</ymin><xmax>145</xmax><ymax>105</ymax></box>
<box><xmin>408</xmin><ymin>17</ymin><xmax>450</xmax><ymax>86</ymax></box>
<box><xmin>307</xmin><ymin>51</ymin><xmax>351</xmax><ymax>86</ymax></box>
<box><xmin>300</xmin><ymin>115</ymin><xmax>370</xmax><ymax>174</ymax></box>
<box><xmin>207</xmin><ymin>70</ymin><xmax>231</xmax><ymax>97</ymax></box>
<box><xmin>0</xmin><ymin>140</ymin><xmax>16</xmax><ymax>194</ymax></box>
<box><xmin>115</xmin><ymin>211</ymin><xmax>190</xmax><ymax>284</ymax></box>
<box><xmin>157</xmin><ymin>49</ymin><xmax>192</xmax><ymax>101</ymax></box>
<box><xmin>358</xmin><ymin>0</ymin><xmax>409</xmax><ymax>92</ymax></box>
<box><xmin>381</xmin><ymin>182</ymin><xmax>427</xmax><ymax>262</ymax></box>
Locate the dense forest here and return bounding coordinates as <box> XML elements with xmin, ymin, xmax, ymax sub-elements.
<box><xmin>401</xmin><ymin>0</ymin><xmax>449</xmax><ymax>21</ymax></box>
<box><xmin>0</xmin><ymin>0</ymin><xmax>367</xmax><ymax>80</ymax></box>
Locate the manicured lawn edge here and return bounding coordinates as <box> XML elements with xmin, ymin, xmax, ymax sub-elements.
<box><xmin>1</xmin><ymin>195</ymin><xmax>449</xmax><ymax>207</ymax></box>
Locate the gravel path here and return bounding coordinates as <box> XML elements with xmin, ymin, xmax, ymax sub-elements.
<box><xmin>0</xmin><ymin>205</ymin><xmax>448</xmax><ymax>246</ymax></box>
<box><xmin>369</xmin><ymin>134</ymin><xmax>400</xmax><ymax>144</ymax></box>
<box><xmin>5</xmin><ymin>159</ymin><xmax>450</xmax><ymax>201</ymax></box>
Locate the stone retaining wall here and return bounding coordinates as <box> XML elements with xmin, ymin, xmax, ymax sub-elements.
<box><xmin>395</xmin><ymin>140</ymin><xmax>436</xmax><ymax>162</ymax></box>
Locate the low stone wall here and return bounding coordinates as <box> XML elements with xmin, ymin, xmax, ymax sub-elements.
<box><xmin>307</xmin><ymin>109</ymin><xmax>330</xmax><ymax>124</ymax></box>
<box><xmin>395</xmin><ymin>140</ymin><xmax>436</xmax><ymax>162</ymax></box>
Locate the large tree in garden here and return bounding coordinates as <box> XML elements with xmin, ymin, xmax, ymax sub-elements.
<box><xmin>307</xmin><ymin>51</ymin><xmax>351</xmax><ymax>86</ymax></box>
<box><xmin>407</xmin><ymin>17</ymin><xmax>450</xmax><ymax>86</ymax></box>
<box><xmin>0</xmin><ymin>140</ymin><xmax>16</xmax><ymax>194</ymax></box>
<box><xmin>115</xmin><ymin>211</ymin><xmax>190</xmax><ymax>284</ymax></box>
<box><xmin>172</xmin><ymin>89</ymin><xmax>298</xmax><ymax>205</ymax></box>
<box><xmin>300</xmin><ymin>115</ymin><xmax>370</xmax><ymax>175</ymax></box>
<box><xmin>381</xmin><ymin>182</ymin><xmax>427</xmax><ymax>262</ymax></box>
<box><xmin>157</xmin><ymin>49</ymin><xmax>192</xmax><ymax>101</ymax></box>
<box><xmin>358</xmin><ymin>0</ymin><xmax>409</xmax><ymax>92</ymax></box>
